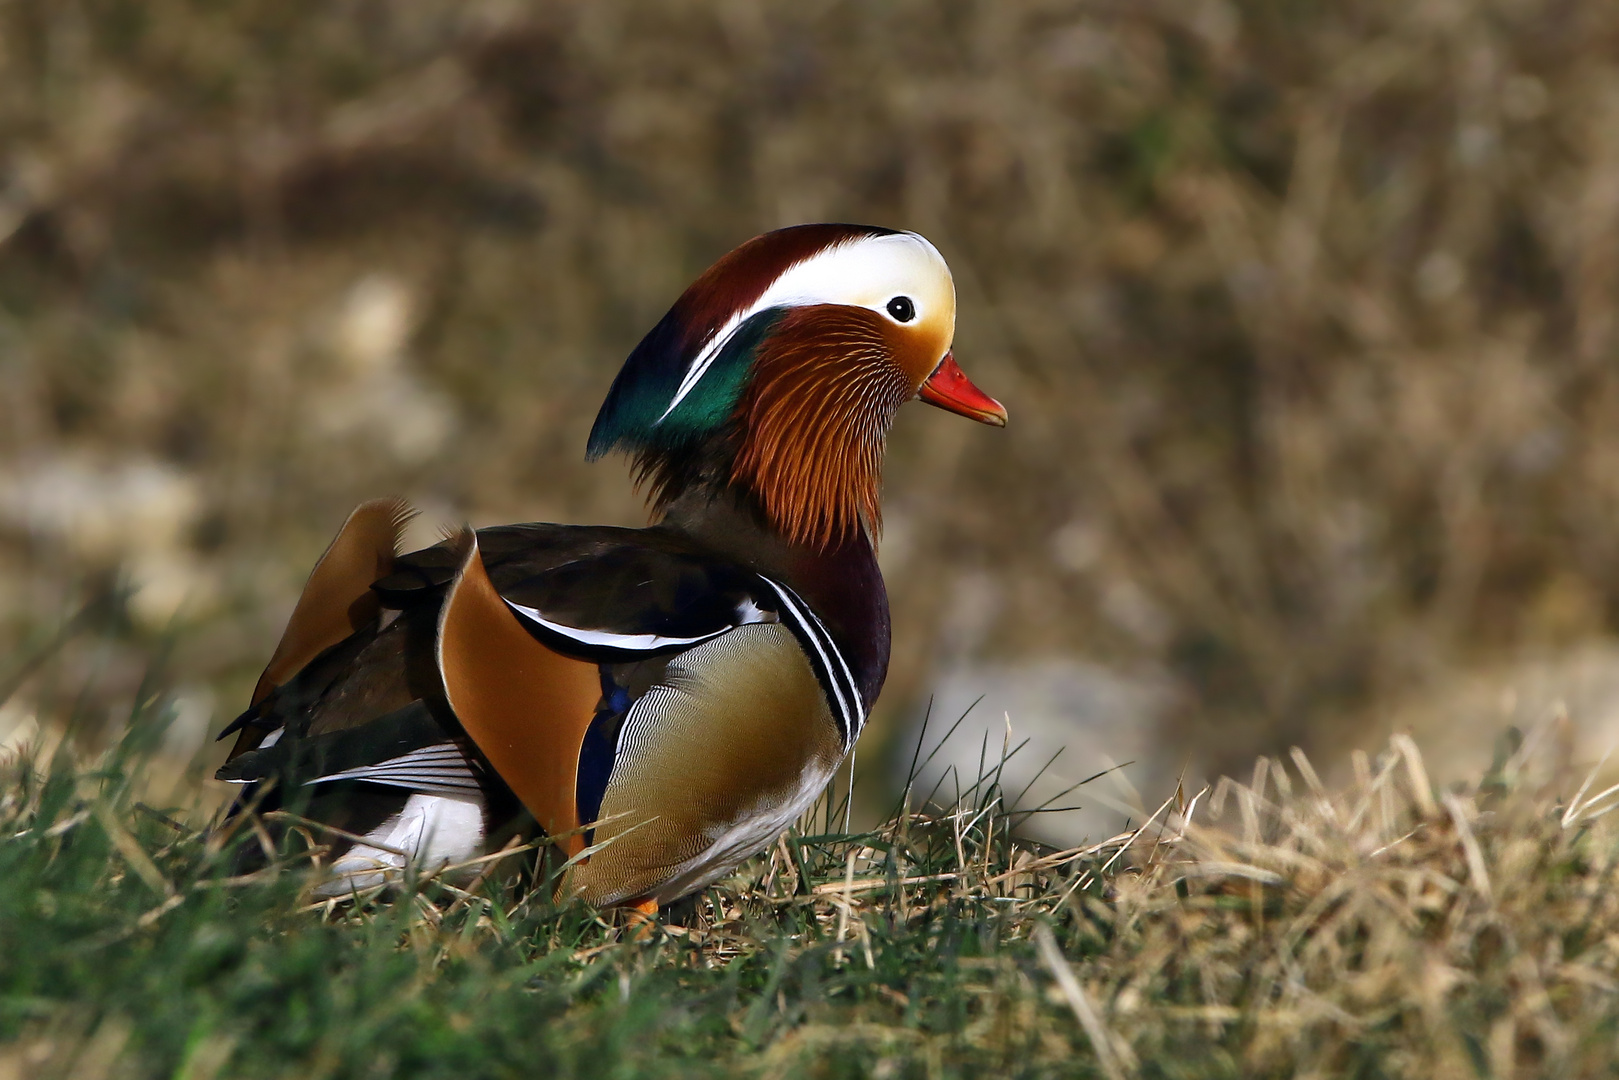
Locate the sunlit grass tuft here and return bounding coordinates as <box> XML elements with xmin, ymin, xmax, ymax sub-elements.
<box><xmin>6</xmin><ymin>701</ymin><xmax>1619</xmax><ymax>1077</ymax></box>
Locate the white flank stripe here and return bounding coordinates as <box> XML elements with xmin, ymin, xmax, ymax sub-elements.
<box><xmin>316</xmin><ymin>793</ymin><xmax>485</xmax><ymax>898</ymax></box>
<box><xmin>504</xmin><ymin>600</ymin><xmax>728</xmax><ymax>652</ymax></box>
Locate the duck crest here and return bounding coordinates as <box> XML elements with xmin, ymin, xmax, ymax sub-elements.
<box><xmin>587</xmin><ymin>223</ymin><xmax>898</xmax><ymax>460</ymax></box>
<box><xmin>587</xmin><ymin>223</ymin><xmax>944</xmax><ymax>551</ymax></box>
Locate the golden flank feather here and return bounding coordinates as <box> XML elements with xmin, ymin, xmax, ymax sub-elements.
<box><xmin>435</xmin><ymin>528</ymin><xmax>601</xmax><ymax>856</ymax></box>
<box><xmin>564</xmin><ymin>623</ymin><xmax>843</xmax><ymax>907</ymax></box>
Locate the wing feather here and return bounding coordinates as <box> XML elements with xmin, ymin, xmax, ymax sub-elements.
<box><xmin>309</xmin><ymin>743</ymin><xmax>485</xmax><ymax>797</ymax></box>
<box><xmin>252</xmin><ymin>497</ymin><xmax>417</xmax><ymax>706</ymax></box>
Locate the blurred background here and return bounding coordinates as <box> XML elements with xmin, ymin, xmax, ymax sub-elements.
<box><xmin>5</xmin><ymin>0</ymin><xmax>1619</xmax><ymax>840</ymax></box>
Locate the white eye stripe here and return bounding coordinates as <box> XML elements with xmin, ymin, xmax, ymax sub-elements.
<box><xmin>658</xmin><ymin>314</ymin><xmax>760</xmax><ymax>424</ymax></box>
<box><xmin>656</xmin><ymin>232</ymin><xmax>949</xmax><ymax>425</ymax></box>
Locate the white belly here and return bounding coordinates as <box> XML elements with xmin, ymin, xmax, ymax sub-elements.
<box><xmin>315</xmin><ymin>792</ymin><xmax>485</xmax><ymax>897</ymax></box>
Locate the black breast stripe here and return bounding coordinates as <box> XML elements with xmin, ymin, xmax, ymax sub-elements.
<box><xmin>756</xmin><ymin>577</ymin><xmax>863</xmax><ymax>748</ymax></box>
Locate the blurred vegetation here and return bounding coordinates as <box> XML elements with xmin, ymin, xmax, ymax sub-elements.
<box><xmin>4</xmin><ymin>0</ymin><xmax>1619</xmax><ymax>781</ymax></box>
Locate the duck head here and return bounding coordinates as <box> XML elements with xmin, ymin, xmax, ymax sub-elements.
<box><xmin>587</xmin><ymin>224</ymin><xmax>1006</xmax><ymax>550</ymax></box>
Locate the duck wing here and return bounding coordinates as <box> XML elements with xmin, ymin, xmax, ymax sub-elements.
<box><xmin>376</xmin><ymin>522</ymin><xmax>777</xmax><ymax>658</ymax></box>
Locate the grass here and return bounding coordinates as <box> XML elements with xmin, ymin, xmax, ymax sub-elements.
<box><xmin>6</xmin><ymin>700</ymin><xmax>1619</xmax><ymax>1078</ymax></box>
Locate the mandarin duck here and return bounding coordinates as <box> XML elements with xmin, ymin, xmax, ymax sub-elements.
<box><xmin>215</xmin><ymin>224</ymin><xmax>1006</xmax><ymax>912</ymax></box>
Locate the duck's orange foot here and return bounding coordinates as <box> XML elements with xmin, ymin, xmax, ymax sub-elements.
<box><xmin>622</xmin><ymin>897</ymin><xmax>659</xmax><ymax>940</ymax></box>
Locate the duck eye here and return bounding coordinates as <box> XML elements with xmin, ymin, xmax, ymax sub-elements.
<box><xmin>886</xmin><ymin>296</ymin><xmax>916</xmax><ymax>323</ymax></box>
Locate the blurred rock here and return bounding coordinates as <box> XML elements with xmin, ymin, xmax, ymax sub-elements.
<box><xmin>1385</xmin><ymin>640</ymin><xmax>1619</xmax><ymax>789</ymax></box>
<box><xmin>0</xmin><ymin>456</ymin><xmax>220</xmax><ymax>631</ymax></box>
<box><xmin>330</xmin><ymin>274</ymin><xmax>416</xmax><ymax>377</ymax></box>
<box><xmin>308</xmin><ymin>369</ymin><xmax>457</xmax><ymax>465</ymax></box>
<box><xmin>308</xmin><ymin>274</ymin><xmax>456</xmax><ymax>464</ymax></box>
<box><xmin>0</xmin><ymin>456</ymin><xmax>200</xmax><ymax>563</ymax></box>
<box><xmin>899</xmin><ymin>658</ymin><xmax>1180</xmax><ymax>846</ymax></box>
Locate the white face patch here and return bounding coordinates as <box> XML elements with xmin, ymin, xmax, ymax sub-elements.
<box><xmin>657</xmin><ymin>231</ymin><xmax>956</xmax><ymax>423</ymax></box>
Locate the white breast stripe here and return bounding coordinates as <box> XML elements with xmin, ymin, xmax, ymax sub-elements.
<box><xmin>756</xmin><ymin>577</ymin><xmax>863</xmax><ymax>747</ymax></box>
<box><xmin>788</xmin><ymin>586</ymin><xmax>862</xmax><ymax>726</ymax></box>
<box><xmin>504</xmin><ymin>600</ymin><xmax>730</xmax><ymax>653</ymax></box>
<box><xmin>766</xmin><ymin>583</ymin><xmax>853</xmax><ymax>740</ymax></box>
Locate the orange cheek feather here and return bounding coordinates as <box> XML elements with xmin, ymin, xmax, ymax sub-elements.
<box><xmin>731</xmin><ymin>307</ymin><xmax>913</xmax><ymax>549</ymax></box>
<box><xmin>889</xmin><ymin>320</ymin><xmax>953</xmax><ymax>387</ymax></box>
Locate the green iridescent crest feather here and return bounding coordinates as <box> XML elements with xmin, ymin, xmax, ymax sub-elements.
<box><xmin>588</xmin><ymin>309</ymin><xmax>786</xmax><ymax>458</ymax></box>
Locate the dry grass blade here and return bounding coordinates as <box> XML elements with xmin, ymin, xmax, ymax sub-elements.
<box><xmin>93</xmin><ymin>803</ymin><xmax>174</xmax><ymax>898</ymax></box>
<box><xmin>811</xmin><ymin>872</ymin><xmax>959</xmax><ymax>896</ymax></box>
<box><xmin>1391</xmin><ymin>735</ymin><xmax>1438</xmax><ymax>819</ymax></box>
<box><xmin>260</xmin><ymin>810</ymin><xmax>413</xmax><ymax>860</ymax></box>
<box><xmin>1442</xmin><ymin>792</ymin><xmax>1492</xmax><ymax>903</ymax></box>
<box><xmin>1034</xmin><ymin>923</ymin><xmax>1131</xmax><ymax>1080</ymax></box>
<box><xmin>1172</xmin><ymin>861</ymin><xmax>1286</xmax><ymax>886</ymax></box>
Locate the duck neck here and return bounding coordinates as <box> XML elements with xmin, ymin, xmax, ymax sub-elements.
<box><xmin>657</xmin><ymin>484</ymin><xmax>890</xmax><ymax>711</ymax></box>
